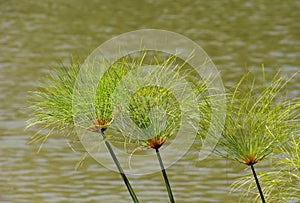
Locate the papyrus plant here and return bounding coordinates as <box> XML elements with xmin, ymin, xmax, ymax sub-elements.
<box><xmin>113</xmin><ymin>53</ymin><xmax>211</xmax><ymax>203</ymax></box>
<box><xmin>218</xmin><ymin>69</ymin><xmax>299</xmax><ymax>203</ymax></box>
<box><xmin>27</xmin><ymin>58</ymin><xmax>140</xmax><ymax>202</ymax></box>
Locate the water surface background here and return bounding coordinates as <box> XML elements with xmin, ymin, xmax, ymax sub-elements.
<box><xmin>1</xmin><ymin>0</ymin><xmax>300</xmax><ymax>202</ymax></box>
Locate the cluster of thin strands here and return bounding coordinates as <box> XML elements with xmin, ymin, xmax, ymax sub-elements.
<box><xmin>110</xmin><ymin>52</ymin><xmax>212</xmax><ymax>203</ymax></box>
<box><xmin>27</xmin><ymin>56</ymin><xmax>145</xmax><ymax>202</ymax></box>
<box><xmin>219</xmin><ymin>70</ymin><xmax>299</xmax><ymax>166</ymax></box>
<box><xmin>74</xmin><ymin>57</ymin><xmax>140</xmax><ymax>135</ymax></box>
<box><xmin>27</xmin><ymin>52</ymin><xmax>211</xmax><ymax>203</ymax></box>
<box><xmin>218</xmin><ymin>69</ymin><xmax>299</xmax><ymax>202</ymax></box>
<box><xmin>109</xmin><ymin>52</ymin><xmax>209</xmax><ymax>202</ymax></box>
<box><xmin>232</xmin><ymin>132</ymin><xmax>300</xmax><ymax>203</ymax></box>
<box><xmin>27</xmin><ymin>52</ymin><xmax>209</xmax><ymax>152</ymax></box>
<box><xmin>112</xmin><ymin>53</ymin><xmax>211</xmax><ymax>151</ymax></box>
<box><xmin>27</xmin><ymin>62</ymin><xmax>80</xmax><ymax>151</ymax></box>
<box><xmin>27</xmin><ymin>51</ymin><xmax>215</xmax><ymax>203</ymax></box>
<box><xmin>27</xmin><ymin>56</ymin><xmax>139</xmax><ymax>147</ymax></box>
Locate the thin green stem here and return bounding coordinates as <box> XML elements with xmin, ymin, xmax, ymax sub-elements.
<box><xmin>250</xmin><ymin>164</ymin><xmax>266</xmax><ymax>203</ymax></box>
<box><xmin>155</xmin><ymin>148</ymin><xmax>175</xmax><ymax>203</ymax></box>
<box><xmin>100</xmin><ymin>131</ymin><xmax>139</xmax><ymax>203</ymax></box>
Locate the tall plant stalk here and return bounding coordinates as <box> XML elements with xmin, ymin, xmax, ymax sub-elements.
<box><xmin>101</xmin><ymin>131</ymin><xmax>139</xmax><ymax>203</ymax></box>
<box><xmin>155</xmin><ymin>148</ymin><xmax>175</xmax><ymax>203</ymax></box>
<box><xmin>250</xmin><ymin>164</ymin><xmax>265</xmax><ymax>203</ymax></box>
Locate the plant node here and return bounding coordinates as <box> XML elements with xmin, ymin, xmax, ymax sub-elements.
<box><xmin>243</xmin><ymin>154</ymin><xmax>259</xmax><ymax>165</ymax></box>
<box><xmin>89</xmin><ymin>118</ymin><xmax>113</xmax><ymax>132</ymax></box>
<box><xmin>146</xmin><ymin>136</ymin><xmax>167</xmax><ymax>149</ymax></box>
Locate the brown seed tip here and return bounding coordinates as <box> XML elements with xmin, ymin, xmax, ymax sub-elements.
<box><xmin>146</xmin><ymin>137</ymin><xmax>166</xmax><ymax>149</ymax></box>
<box><xmin>89</xmin><ymin>119</ymin><xmax>110</xmax><ymax>132</ymax></box>
<box><xmin>243</xmin><ymin>154</ymin><xmax>259</xmax><ymax>165</ymax></box>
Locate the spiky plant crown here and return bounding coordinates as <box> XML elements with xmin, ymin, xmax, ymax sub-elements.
<box><xmin>128</xmin><ymin>85</ymin><xmax>180</xmax><ymax>149</ymax></box>
<box><xmin>231</xmin><ymin>132</ymin><xmax>300</xmax><ymax>203</ymax></box>
<box><xmin>219</xmin><ymin>70</ymin><xmax>299</xmax><ymax>166</ymax></box>
<box><xmin>27</xmin><ymin>53</ymin><xmax>211</xmax><ymax>153</ymax></box>
<box><xmin>27</xmin><ymin>62</ymin><xmax>80</xmax><ymax>147</ymax></box>
<box><xmin>110</xmin><ymin>52</ymin><xmax>211</xmax><ymax>151</ymax></box>
<box><xmin>27</xmin><ymin>57</ymin><xmax>133</xmax><ymax>147</ymax></box>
